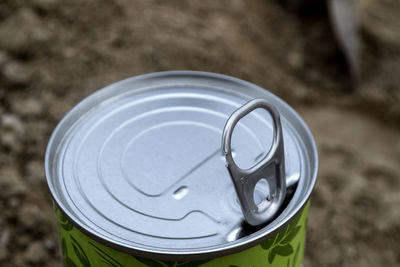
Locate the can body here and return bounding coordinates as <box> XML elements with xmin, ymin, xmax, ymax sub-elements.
<box><xmin>56</xmin><ymin>203</ymin><xmax>309</xmax><ymax>267</ymax></box>
<box><xmin>46</xmin><ymin>71</ymin><xmax>318</xmax><ymax>267</ymax></box>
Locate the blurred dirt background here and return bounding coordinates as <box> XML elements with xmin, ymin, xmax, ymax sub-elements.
<box><xmin>0</xmin><ymin>0</ymin><xmax>399</xmax><ymax>266</ymax></box>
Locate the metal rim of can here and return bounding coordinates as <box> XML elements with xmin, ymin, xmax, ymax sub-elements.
<box><xmin>45</xmin><ymin>70</ymin><xmax>318</xmax><ymax>260</ymax></box>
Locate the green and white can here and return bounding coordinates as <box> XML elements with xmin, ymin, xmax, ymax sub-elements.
<box><xmin>45</xmin><ymin>71</ymin><xmax>318</xmax><ymax>267</ymax></box>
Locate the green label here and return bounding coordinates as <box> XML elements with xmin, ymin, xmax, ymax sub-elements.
<box><xmin>56</xmin><ymin>203</ymin><xmax>309</xmax><ymax>267</ymax></box>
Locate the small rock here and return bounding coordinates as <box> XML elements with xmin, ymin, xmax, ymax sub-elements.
<box><xmin>344</xmin><ymin>244</ymin><xmax>357</xmax><ymax>258</ymax></box>
<box><xmin>44</xmin><ymin>239</ymin><xmax>55</xmax><ymax>252</ymax></box>
<box><xmin>1</xmin><ymin>132</ymin><xmax>21</xmax><ymax>151</ymax></box>
<box><xmin>18</xmin><ymin>204</ymin><xmax>46</xmax><ymax>229</ymax></box>
<box><xmin>25</xmin><ymin>160</ymin><xmax>45</xmax><ymax>185</ymax></box>
<box><xmin>1</xmin><ymin>114</ymin><xmax>25</xmax><ymax>151</ymax></box>
<box><xmin>8</xmin><ymin>196</ymin><xmax>22</xmax><ymax>208</ymax></box>
<box><xmin>12</xmin><ymin>254</ymin><xmax>27</xmax><ymax>267</ymax></box>
<box><xmin>292</xmin><ymin>84</ymin><xmax>308</xmax><ymax>100</ymax></box>
<box><xmin>0</xmin><ymin>230</ymin><xmax>10</xmax><ymax>262</ymax></box>
<box><xmin>2</xmin><ymin>61</ymin><xmax>33</xmax><ymax>85</ymax></box>
<box><xmin>231</xmin><ymin>0</ymin><xmax>245</xmax><ymax>12</ymax></box>
<box><xmin>306</xmin><ymin>69</ymin><xmax>320</xmax><ymax>81</ymax></box>
<box><xmin>24</xmin><ymin>241</ymin><xmax>48</xmax><ymax>264</ymax></box>
<box><xmin>17</xmin><ymin>234</ymin><xmax>31</xmax><ymax>247</ymax></box>
<box><xmin>0</xmin><ymin>247</ymin><xmax>8</xmax><ymax>261</ymax></box>
<box><xmin>31</xmin><ymin>26</ymin><xmax>52</xmax><ymax>43</ymax></box>
<box><xmin>0</xmin><ymin>228</ymin><xmax>10</xmax><ymax>247</ymax></box>
<box><xmin>37</xmin><ymin>68</ymin><xmax>55</xmax><ymax>84</ymax></box>
<box><xmin>0</xmin><ymin>50</ymin><xmax>9</xmax><ymax>66</ymax></box>
<box><xmin>3</xmin><ymin>7</ymin><xmax>52</xmax><ymax>47</ymax></box>
<box><xmin>331</xmin><ymin>213</ymin><xmax>355</xmax><ymax>241</ymax></box>
<box><xmin>318</xmin><ymin>245</ymin><xmax>342</xmax><ymax>266</ymax></box>
<box><xmin>1</xmin><ymin>114</ymin><xmax>25</xmax><ymax>136</ymax></box>
<box><xmin>12</xmin><ymin>98</ymin><xmax>44</xmax><ymax>117</ymax></box>
<box><xmin>287</xmin><ymin>51</ymin><xmax>304</xmax><ymax>69</ymax></box>
<box><xmin>32</xmin><ymin>0</ymin><xmax>60</xmax><ymax>12</ymax></box>
<box><xmin>0</xmin><ymin>167</ymin><xmax>28</xmax><ymax>198</ymax></box>
<box><xmin>359</xmin><ymin>0</ymin><xmax>400</xmax><ymax>50</ymax></box>
<box><xmin>0</xmin><ymin>9</ymin><xmax>41</xmax><ymax>53</ymax></box>
<box><xmin>62</xmin><ymin>46</ymin><xmax>78</xmax><ymax>59</ymax></box>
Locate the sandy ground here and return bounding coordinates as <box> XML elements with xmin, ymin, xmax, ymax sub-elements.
<box><xmin>0</xmin><ymin>0</ymin><xmax>399</xmax><ymax>266</ymax></box>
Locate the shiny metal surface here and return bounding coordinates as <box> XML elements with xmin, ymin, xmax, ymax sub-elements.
<box><xmin>222</xmin><ymin>99</ymin><xmax>286</xmax><ymax>226</ymax></box>
<box><xmin>45</xmin><ymin>71</ymin><xmax>318</xmax><ymax>259</ymax></box>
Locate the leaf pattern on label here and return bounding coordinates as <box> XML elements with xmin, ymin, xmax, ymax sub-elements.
<box><xmin>281</xmin><ymin>226</ymin><xmax>301</xmax><ymax>245</ymax></box>
<box><xmin>261</xmin><ymin>212</ymin><xmax>303</xmax><ymax>265</ymax></box>
<box><xmin>57</xmin><ymin>208</ymin><xmax>74</xmax><ymax>232</ymax></box>
<box><xmin>134</xmin><ymin>256</ymin><xmax>211</xmax><ymax>267</ymax></box>
<box><xmin>61</xmin><ymin>237</ymin><xmax>79</xmax><ymax>267</ymax></box>
<box><xmin>134</xmin><ymin>256</ymin><xmax>167</xmax><ymax>267</ymax></box>
<box><xmin>71</xmin><ymin>235</ymin><xmax>91</xmax><ymax>267</ymax></box>
<box><xmin>286</xmin><ymin>258</ymin><xmax>291</xmax><ymax>267</ymax></box>
<box><xmin>89</xmin><ymin>241</ymin><xmax>125</xmax><ymax>267</ymax></box>
<box><xmin>292</xmin><ymin>242</ymin><xmax>300</xmax><ymax>267</ymax></box>
<box><xmin>65</xmin><ymin>258</ymin><xmax>80</xmax><ymax>267</ymax></box>
<box><xmin>175</xmin><ymin>260</ymin><xmax>211</xmax><ymax>267</ymax></box>
<box><xmin>260</xmin><ymin>236</ymin><xmax>275</xmax><ymax>250</ymax></box>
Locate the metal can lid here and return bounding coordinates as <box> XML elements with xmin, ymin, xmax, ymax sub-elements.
<box><xmin>46</xmin><ymin>71</ymin><xmax>318</xmax><ymax>259</ymax></box>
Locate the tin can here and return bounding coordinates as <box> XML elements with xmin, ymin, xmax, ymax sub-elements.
<box><xmin>46</xmin><ymin>71</ymin><xmax>318</xmax><ymax>267</ymax></box>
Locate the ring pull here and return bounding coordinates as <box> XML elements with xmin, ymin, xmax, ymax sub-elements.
<box><xmin>222</xmin><ymin>98</ymin><xmax>286</xmax><ymax>226</ymax></box>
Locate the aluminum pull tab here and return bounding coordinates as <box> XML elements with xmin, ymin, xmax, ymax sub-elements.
<box><xmin>222</xmin><ymin>98</ymin><xmax>286</xmax><ymax>226</ymax></box>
